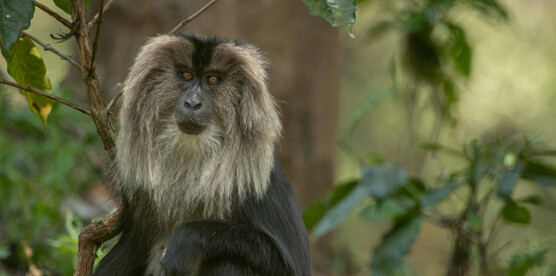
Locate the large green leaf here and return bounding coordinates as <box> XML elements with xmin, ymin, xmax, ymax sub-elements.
<box><xmin>311</xmin><ymin>183</ymin><xmax>369</xmax><ymax>240</ymax></box>
<box><xmin>359</xmin><ymin>196</ymin><xmax>415</xmax><ymax>222</ymax></box>
<box><xmin>361</xmin><ymin>163</ymin><xmax>408</xmax><ymax>200</ymax></box>
<box><xmin>420</xmin><ymin>181</ymin><xmax>461</xmax><ymax>209</ymax></box>
<box><xmin>446</xmin><ymin>22</ymin><xmax>472</xmax><ymax>78</ymax></box>
<box><xmin>500</xmin><ymin>201</ymin><xmax>531</xmax><ymax>225</ymax></box>
<box><xmin>302</xmin><ymin>179</ymin><xmax>359</xmax><ymax>230</ymax></box>
<box><xmin>3</xmin><ymin>37</ymin><xmax>53</xmax><ymax>127</ymax></box>
<box><xmin>301</xmin><ymin>0</ymin><xmax>357</xmax><ymax>38</ymax></box>
<box><xmin>0</xmin><ymin>0</ymin><xmax>34</xmax><ymax>54</ymax></box>
<box><xmin>521</xmin><ymin>160</ymin><xmax>556</xmax><ymax>187</ymax></box>
<box><xmin>54</xmin><ymin>0</ymin><xmax>90</xmax><ymax>15</ymax></box>
<box><xmin>370</xmin><ymin>217</ymin><xmax>423</xmax><ymax>276</ymax></box>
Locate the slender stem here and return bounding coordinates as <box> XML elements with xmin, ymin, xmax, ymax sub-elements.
<box><xmin>91</xmin><ymin>0</ymin><xmax>105</xmax><ymax>66</ymax></box>
<box><xmin>21</xmin><ymin>32</ymin><xmax>82</xmax><ymax>70</ymax></box>
<box><xmin>169</xmin><ymin>0</ymin><xmax>219</xmax><ymax>34</ymax></box>
<box><xmin>34</xmin><ymin>1</ymin><xmax>72</xmax><ymax>28</ymax></box>
<box><xmin>106</xmin><ymin>81</ymin><xmax>124</xmax><ymax>111</ymax></box>
<box><xmin>88</xmin><ymin>0</ymin><xmax>116</xmax><ymax>29</ymax></box>
<box><xmin>0</xmin><ymin>79</ymin><xmax>91</xmax><ymax>116</ymax></box>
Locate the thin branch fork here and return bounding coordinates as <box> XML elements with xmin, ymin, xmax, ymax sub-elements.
<box><xmin>88</xmin><ymin>0</ymin><xmax>116</xmax><ymax>29</ymax></box>
<box><xmin>90</xmin><ymin>0</ymin><xmax>105</xmax><ymax>65</ymax></box>
<box><xmin>34</xmin><ymin>1</ymin><xmax>72</xmax><ymax>29</ymax></box>
<box><xmin>21</xmin><ymin>32</ymin><xmax>82</xmax><ymax>70</ymax></box>
<box><xmin>0</xmin><ymin>79</ymin><xmax>91</xmax><ymax>116</ymax></box>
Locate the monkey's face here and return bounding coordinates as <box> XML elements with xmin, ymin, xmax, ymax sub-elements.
<box><xmin>173</xmin><ymin>66</ymin><xmax>220</xmax><ymax>135</ymax></box>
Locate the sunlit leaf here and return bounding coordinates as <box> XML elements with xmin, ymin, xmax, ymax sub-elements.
<box><xmin>420</xmin><ymin>181</ymin><xmax>461</xmax><ymax>209</ymax></box>
<box><xmin>370</xmin><ymin>217</ymin><xmax>422</xmax><ymax>276</ymax></box>
<box><xmin>311</xmin><ymin>183</ymin><xmax>369</xmax><ymax>240</ymax></box>
<box><xmin>361</xmin><ymin>163</ymin><xmax>407</xmax><ymax>200</ymax></box>
<box><xmin>2</xmin><ymin>37</ymin><xmax>53</xmax><ymax>127</ymax></box>
<box><xmin>301</xmin><ymin>0</ymin><xmax>357</xmax><ymax>38</ymax></box>
<box><xmin>507</xmin><ymin>247</ymin><xmax>549</xmax><ymax>276</ymax></box>
<box><xmin>0</xmin><ymin>0</ymin><xmax>34</xmax><ymax>54</ymax></box>
<box><xmin>359</xmin><ymin>196</ymin><xmax>415</xmax><ymax>222</ymax></box>
<box><xmin>501</xmin><ymin>201</ymin><xmax>531</xmax><ymax>225</ymax></box>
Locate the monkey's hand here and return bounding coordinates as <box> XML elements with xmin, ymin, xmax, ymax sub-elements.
<box><xmin>160</xmin><ymin>221</ymin><xmax>207</xmax><ymax>276</ymax></box>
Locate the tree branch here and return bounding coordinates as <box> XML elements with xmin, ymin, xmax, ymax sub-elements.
<box><xmin>88</xmin><ymin>0</ymin><xmax>116</xmax><ymax>29</ymax></box>
<box><xmin>0</xmin><ymin>79</ymin><xmax>91</xmax><ymax>116</ymax></box>
<box><xmin>106</xmin><ymin>81</ymin><xmax>124</xmax><ymax>111</ymax></box>
<box><xmin>90</xmin><ymin>0</ymin><xmax>105</xmax><ymax>66</ymax></box>
<box><xmin>34</xmin><ymin>1</ymin><xmax>73</xmax><ymax>29</ymax></box>
<box><xmin>169</xmin><ymin>0</ymin><xmax>219</xmax><ymax>34</ymax></box>
<box><xmin>21</xmin><ymin>32</ymin><xmax>82</xmax><ymax>70</ymax></box>
<box><xmin>75</xmin><ymin>209</ymin><xmax>121</xmax><ymax>276</ymax></box>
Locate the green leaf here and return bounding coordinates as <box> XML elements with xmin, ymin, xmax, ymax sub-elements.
<box><xmin>301</xmin><ymin>0</ymin><xmax>357</xmax><ymax>38</ymax></box>
<box><xmin>344</xmin><ymin>90</ymin><xmax>390</xmax><ymax>139</ymax></box>
<box><xmin>359</xmin><ymin>196</ymin><xmax>415</xmax><ymax>222</ymax></box>
<box><xmin>328</xmin><ymin>179</ymin><xmax>359</xmax><ymax>206</ymax></box>
<box><xmin>470</xmin><ymin>0</ymin><xmax>508</xmax><ymax>20</ymax></box>
<box><xmin>2</xmin><ymin>36</ymin><xmax>53</xmax><ymax>127</ymax></box>
<box><xmin>311</xmin><ymin>183</ymin><xmax>369</xmax><ymax>240</ymax></box>
<box><xmin>517</xmin><ymin>195</ymin><xmax>542</xmax><ymax>206</ymax></box>
<box><xmin>370</xmin><ymin>217</ymin><xmax>423</xmax><ymax>276</ymax></box>
<box><xmin>0</xmin><ymin>0</ymin><xmax>34</xmax><ymax>54</ymax></box>
<box><xmin>501</xmin><ymin>201</ymin><xmax>531</xmax><ymax>225</ymax></box>
<box><xmin>302</xmin><ymin>200</ymin><xmax>327</xmax><ymax>230</ymax></box>
<box><xmin>522</xmin><ymin>160</ymin><xmax>556</xmax><ymax>187</ymax></box>
<box><xmin>507</xmin><ymin>247</ymin><xmax>549</xmax><ymax>276</ymax></box>
<box><xmin>420</xmin><ymin>181</ymin><xmax>461</xmax><ymax>209</ymax></box>
<box><xmin>54</xmin><ymin>0</ymin><xmax>90</xmax><ymax>15</ymax></box>
<box><xmin>496</xmin><ymin>163</ymin><xmax>524</xmax><ymax>200</ymax></box>
<box><xmin>361</xmin><ymin>163</ymin><xmax>408</xmax><ymax>200</ymax></box>
<box><xmin>446</xmin><ymin>22</ymin><xmax>472</xmax><ymax>78</ymax></box>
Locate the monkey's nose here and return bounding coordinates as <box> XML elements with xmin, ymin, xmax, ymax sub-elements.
<box><xmin>184</xmin><ymin>94</ymin><xmax>202</xmax><ymax>110</ymax></box>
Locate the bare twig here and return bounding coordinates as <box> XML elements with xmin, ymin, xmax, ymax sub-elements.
<box><xmin>169</xmin><ymin>0</ymin><xmax>219</xmax><ymax>34</ymax></box>
<box><xmin>91</xmin><ymin>0</ymin><xmax>105</xmax><ymax>66</ymax></box>
<box><xmin>106</xmin><ymin>81</ymin><xmax>124</xmax><ymax>111</ymax></box>
<box><xmin>88</xmin><ymin>0</ymin><xmax>116</xmax><ymax>29</ymax></box>
<box><xmin>0</xmin><ymin>79</ymin><xmax>91</xmax><ymax>116</ymax></box>
<box><xmin>34</xmin><ymin>1</ymin><xmax>72</xmax><ymax>29</ymax></box>
<box><xmin>21</xmin><ymin>32</ymin><xmax>82</xmax><ymax>70</ymax></box>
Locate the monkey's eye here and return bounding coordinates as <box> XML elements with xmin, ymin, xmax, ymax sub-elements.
<box><xmin>207</xmin><ymin>75</ymin><xmax>220</xmax><ymax>85</ymax></box>
<box><xmin>181</xmin><ymin>71</ymin><xmax>194</xmax><ymax>81</ymax></box>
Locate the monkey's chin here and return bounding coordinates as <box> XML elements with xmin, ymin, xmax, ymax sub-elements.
<box><xmin>177</xmin><ymin>122</ymin><xmax>207</xmax><ymax>135</ymax></box>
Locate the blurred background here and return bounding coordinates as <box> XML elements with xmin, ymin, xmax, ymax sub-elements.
<box><xmin>1</xmin><ymin>0</ymin><xmax>556</xmax><ymax>275</ymax></box>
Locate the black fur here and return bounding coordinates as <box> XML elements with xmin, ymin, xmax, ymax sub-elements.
<box><xmin>93</xmin><ymin>159</ymin><xmax>310</xmax><ymax>275</ymax></box>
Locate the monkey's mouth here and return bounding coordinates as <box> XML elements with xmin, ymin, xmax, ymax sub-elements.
<box><xmin>177</xmin><ymin>120</ymin><xmax>207</xmax><ymax>135</ymax></box>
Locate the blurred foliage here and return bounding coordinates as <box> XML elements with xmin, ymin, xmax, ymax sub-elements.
<box><xmin>0</xmin><ymin>88</ymin><xmax>101</xmax><ymax>275</ymax></box>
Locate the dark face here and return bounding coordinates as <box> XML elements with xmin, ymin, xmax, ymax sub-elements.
<box><xmin>173</xmin><ymin>37</ymin><xmax>226</xmax><ymax>135</ymax></box>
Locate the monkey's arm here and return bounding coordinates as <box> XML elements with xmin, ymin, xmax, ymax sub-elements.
<box><xmin>161</xmin><ymin>220</ymin><xmax>294</xmax><ymax>276</ymax></box>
